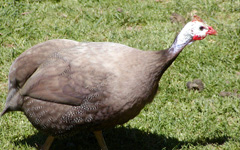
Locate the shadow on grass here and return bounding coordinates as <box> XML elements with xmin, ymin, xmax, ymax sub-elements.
<box><xmin>14</xmin><ymin>126</ymin><xmax>230</xmax><ymax>150</ymax></box>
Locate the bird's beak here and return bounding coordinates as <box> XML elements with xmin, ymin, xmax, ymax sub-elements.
<box><xmin>206</xmin><ymin>26</ymin><xmax>217</xmax><ymax>35</ymax></box>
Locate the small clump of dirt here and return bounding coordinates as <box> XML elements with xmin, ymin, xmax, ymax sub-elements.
<box><xmin>170</xmin><ymin>13</ymin><xmax>186</xmax><ymax>25</ymax></box>
<box><xmin>186</xmin><ymin>79</ymin><xmax>204</xmax><ymax>92</ymax></box>
<box><xmin>219</xmin><ymin>90</ymin><xmax>240</xmax><ymax>98</ymax></box>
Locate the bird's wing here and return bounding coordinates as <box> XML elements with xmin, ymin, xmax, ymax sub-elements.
<box><xmin>19</xmin><ymin>47</ymin><xmax>111</xmax><ymax>106</ymax></box>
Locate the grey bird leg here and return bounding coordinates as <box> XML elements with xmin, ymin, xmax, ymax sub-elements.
<box><xmin>94</xmin><ymin>131</ymin><xmax>108</xmax><ymax>150</ymax></box>
<box><xmin>40</xmin><ymin>136</ymin><xmax>55</xmax><ymax>150</ymax></box>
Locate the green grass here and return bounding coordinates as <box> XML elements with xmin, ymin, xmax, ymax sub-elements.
<box><xmin>0</xmin><ymin>0</ymin><xmax>239</xmax><ymax>149</ymax></box>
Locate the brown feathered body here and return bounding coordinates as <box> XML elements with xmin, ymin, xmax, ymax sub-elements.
<box><xmin>3</xmin><ymin>39</ymin><xmax>175</xmax><ymax>137</ymax></box>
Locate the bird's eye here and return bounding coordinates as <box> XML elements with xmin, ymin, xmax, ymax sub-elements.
<box><xmin>199</xmin><ymin>26</ymin><xmax>205</xmax><ymax>31</ymax></box>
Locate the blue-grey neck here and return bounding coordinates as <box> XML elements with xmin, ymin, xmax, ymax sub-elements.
<box><xmin>168</xmin><ymin>37</ymin><xmax>193</xmax><ymax>55</ymax></box>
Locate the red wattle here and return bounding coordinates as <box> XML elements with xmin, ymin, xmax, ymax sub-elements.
<box><xmin>193</xmin><ymin>35</ymin><xmax>206</xmax><ymax>40</ymax></box>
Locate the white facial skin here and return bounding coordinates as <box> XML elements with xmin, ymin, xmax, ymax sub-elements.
<box><xmin>178</xmin><ymin>21</ymin><xmax>209</xmax><ymax>44</ymax></box>
<box><xmin>189</xmin><ymin>21</ymin><xmax>208</xmax><ymax>36</ymax></box>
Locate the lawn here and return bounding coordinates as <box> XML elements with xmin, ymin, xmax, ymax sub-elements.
<box><xmin>0</xmin><ymin>0</ymin><xmax>239</xmax><ymax>149</ymax></box>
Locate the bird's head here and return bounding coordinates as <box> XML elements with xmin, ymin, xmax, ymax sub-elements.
<box><xmin>169</xmin><ymin>15</ymin><xmax>217</xmax><ymax>54</ymax></box>
<box><xmin>183</xmin><ymin>15</ymin><xmax>217</xmax><ymax>41</ymax></box>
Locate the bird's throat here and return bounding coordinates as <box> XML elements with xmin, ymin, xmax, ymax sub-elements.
<box><xmin>168</xmin><ymin>34</ymin><xmax>193</xmax><ymax>56</ymax></box>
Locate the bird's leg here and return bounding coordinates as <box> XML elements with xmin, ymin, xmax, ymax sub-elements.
<box><xmin>94</xmin><ymin>130</ymin><xmax>108</xmax><ymax>150</ymax></box>
<box><xmin>40</xmin><ymin>136</ymin><xmax>55</xmax><ymax>150</ymax></box>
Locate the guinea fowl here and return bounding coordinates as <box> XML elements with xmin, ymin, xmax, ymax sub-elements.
<box><xmin>1</xmin><ymin>15</ymin><xmax>217</xmax><ymax>150</ymax></box>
